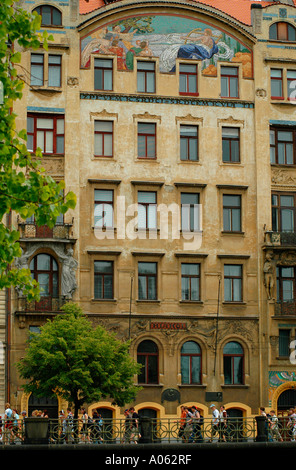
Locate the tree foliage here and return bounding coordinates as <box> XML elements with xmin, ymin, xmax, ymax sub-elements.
<box><xmin>0</xmin><ymin>0</ymin><xmax>76</xmax><ymax>299</ymax></box>
<box><xmin>17</xmin><ymin>303</ymin><xmax>141</xmax><ymax>418</ymax></box>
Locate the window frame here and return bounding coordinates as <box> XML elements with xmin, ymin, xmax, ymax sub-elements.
<box><xmin>181</xmin><ymin>263</ymin><xmax>200</xmax><ymax>301</ymax></box>
<box><xmin>220</xmin><ymin>66</ymin><xmax>239</xmax><ymax>99</ymax></box>
<box><xmin>270</xmin><ymin>68</ymin><xmax>284</xmax><ymax>100</ymax></box>
<box><xmin>33</xmin><ymin>5</ymin><xmax>62</xmax><ymax>27</ymax></box>
<box><xmin>223</xmin><ymin>341</ymin><xmax>244</xmax><ymax>385</ymax></box>
<box><xmin>94</xmin><ymin>260</ymin><xmax>114</xmax><ymax>300</ymax></box>
<box><xmin>223</xmin><ymin>194</ymin><xmax>242</xmax><ymax>232</ymax></box>
<box><xmin>270</xmin><ymin>126</ymin><xmax>296</xmax><ymax>166</ymax></box>
<box><xmin>137</xmin><ymin>340</ymin><xmax>159</xmax><ymax>384</ymax></box>
<box><xmin>222</xmin><ymin>127</ymin><xmax>240</xmax><ymax>163</ymax></box>
<box><xmin>276</xmin><ymin>265</ymin><xmax>296</xmax><ymax>303</ymax></box>
<box><xmin>179</xmin><ymin>63</ymin><xmax>198</xmax><ymax>96</ymax></box>
<box><xmin>94</xmin><ymin>188</ymin><xmax>114</xmax><ymax>229</ymax></box>
<box><xmin>138</xmin><ymin>261</ymin><xmax>158</xmax><ymax>301</ymax></box>
<box><xmin>272</xmin><ymin>192</ymin><xmax>296</xmax><ymax>232</ymax></box>
<box><xmin>94</xmin><ymin>58</ymin><xmax>113</xmax><ymax>91</ymax></box>
<box><xmin>137</xmin><ymin>191</ymin><xmax>157</xmax><ymax>230</ymax></box>
<box><xmin>27</xmin><ymin>113</ymin><xmax>65</xmax><ymax>155</ymax></box>
<box><xmin>269</xmin><ymin>22</ymin><xmax>296</xmax><ymax>42</ymax></box>
<box><xmin>287</xmin><ymin>69</ymin><xmax>296</xmax><ymax>101</ymax></box>
<box><xmin>224</xmin><ymin>264</ymin><xmax>243</xmax><ymax>302</ymax></box>
<box><xmin>181</xmin><ymin>192</ymin><xmax>200</xmax><ymax>232</ymax></box>
<box><xmin>137</xmin><ymin>60</ymin><xmax>156</xmax><ymax>94</ymax></box>
<box><xmin>181</xmin><ymin>341</ymin><xmax>202</xmax><ymax>385</ymax></box>
<box><xmin>30</xmin><ymin>53</ymin><xmax>44</xmax><ymax>87</ymax></box>
<box><xmin>94</xmin><ymin>120</ymin><xmax>114</xmax><ymax>158</ymax></box>
<box><xmin>30</xmin><ymin>254</ymin><xmax>59</xmax><ymax>311</ymax></box>
<box><xmin>137</xmin><ymin>122</ymin><xmax>157</xmax><ymax>159</ymax></box>
<box><xmin>180</xmin><ymin>124</ymin><xmax>199</xmax><ymax>161</ymax></box>
<box><xmin>48</xmin><ymin>54</ymin><xmax>62</xmax><ymax>88</ymax></box>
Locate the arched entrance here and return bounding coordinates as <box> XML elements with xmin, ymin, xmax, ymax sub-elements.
<box><xmin>277</xmin><ymin>388</ymin><xmax>296</xmax><ymax>415</ymax></box>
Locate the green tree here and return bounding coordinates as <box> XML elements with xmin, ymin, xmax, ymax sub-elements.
<box><xmin>0</xmin><ymin>0</ymin><xmax>76</xmax><ymax>299</ymax></box>
<box><xmin>17</xmin><ymin>303</ymin><xmax>141</xmax><ymax>418</ymax></box>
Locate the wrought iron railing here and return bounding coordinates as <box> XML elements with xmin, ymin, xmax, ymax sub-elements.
<box><xmin>265</xmin><ymin>230</ymin><xmax>296</xmax><ymax>247</ymax></box>
<box><xmin>18</xmin><ymin>220</ymin><xmax>74</xmax><ymax>240</ymax></box>
<box><xmin>275</xmin><ymin>300</ymin><xmax>296</xmax><ymax>316</ymax></box>
<box><xmin>0</xmin><ymin>416</ymin><xmax>294</xmax><ymax>445</ymax></box>
<box><xmin>17</xmin><ymin>296</ymin><xmax>66</xmax><ymax>313</ymax></box>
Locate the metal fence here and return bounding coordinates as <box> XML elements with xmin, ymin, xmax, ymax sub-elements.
<box><xmin>0</xmin><ymin>416</ymin><xmax>294</xmax><ymax>445</ymax></box>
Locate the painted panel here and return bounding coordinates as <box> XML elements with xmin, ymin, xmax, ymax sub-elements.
<box><xmin>81</xmin><ymin>14</ymin><xmax>253</xmax><ymax>78</ymax></box>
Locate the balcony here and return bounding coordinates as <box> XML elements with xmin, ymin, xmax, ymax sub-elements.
<box><xmin>17</xmin><ymin>296</ymin><xmax>66</xmax><ymax>313</ymax></box>
<box><xmin>275</xmin><ymin>300</ymin><xmax>296</xmax><ymax>316</ymax></box>
<box><xmin>265</xmin><ymin>231</ymin><xmax>296</xmax><ymax>247</ymax></box>
<box><xmin>18</xmin><ymin>219</ymin><xmax>74</xmax><ymax>241</ymax></box>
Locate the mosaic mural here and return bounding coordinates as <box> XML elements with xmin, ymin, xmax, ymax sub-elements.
<box><xmin>268</xmin><ymin>371</ymin><xmax>296</xmax><ymax>406</ymax></box>
<box><xmin>80</xmin><ymin>14</ymin><xmax>253</xmax><ymax>78</ymax></box>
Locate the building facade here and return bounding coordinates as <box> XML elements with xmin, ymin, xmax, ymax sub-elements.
<box><xmin>7</xmin><ymin>0</ymin><xmax>296</xmax><ymax>420</ymax></box>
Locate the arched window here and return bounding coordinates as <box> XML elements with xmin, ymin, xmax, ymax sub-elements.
<box><xmin>269</xmin><ymin>22</ymin><xmax>296</xmax><ymax>42</ymax></box>
<box><xmin>30</xmin><ymin>254</ymin><xmax>58</xmax><ymax>310</ymax></box>
<box><xmin>137</xmin><ymin>340</ymin><xmax>158</xmax><ymax>384</ymax></box>
<box><xmin>33</xmin><ymin>5</ymin><xmax>62</xmax><ymax>27</ymax></box>
<box><xmin>223</xmin><ymin>341</ymin><xmax>244</xmax><ymax>385</ymax></box>
<box><xmin>181</xmin><ymin>341</ymin><xmax>201</xmax><ymax>384</ymax></box>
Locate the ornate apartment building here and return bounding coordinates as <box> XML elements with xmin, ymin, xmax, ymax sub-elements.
<box><xmin>7</xmin><ymin>0</ymin><xmax>296</xmax><ymax>420</ymax></box>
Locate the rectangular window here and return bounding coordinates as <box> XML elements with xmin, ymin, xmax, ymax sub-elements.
<box><xmin>138</xmin><ymin>122</ymin><xmax>156</xmax><ymax>159</ymax></box>
<box><xmin>271</xmin><ymin>68</ymin><xmax>283</xmax><ymax>99</ymax></box>
<box><xmin>181</xmin><ymin>193</ymin><xmax>200</xmax><ymax>232</ymax></box>
<box><xmin>224</xmin><ymin>264</ymin><xmax>242</xmax><ymax>302</ymax></box>
<box><xmin>138</xmin><ymin>262</ymin><xmax>157</xmax><ymax>300</ymax></box>
<box><xmin>179</xmin><ymin>63</ymin><xmax>198</xmax><ymax>95</ymax></box>
<box><xmin>181</xmin><ymin>263</ymin><xmax>200</xmax><ymax>301</ymax></box>
<box><xmin>137</xmin><ymin>191</ymin><xmax>157</xmax><ymax>230</ymax></box>
<box><xmin>287</xmin><ymin>70</ymin><xmax>296</xmax><ymax>101</ymax></box>
<box><xmin>31</xmin><ymin>54</ymin><xmax>44</xmax><ymax>86</ymax></box>
<box><xmin>221</xmin><ymin>66</ymin><xmax>239</xmax><ymax>98</ymax></box>
<box><xmin>94</xmin><ymin>261</ymin><xmax>113</xmax><ymax>299</ymax></box>
<box><xmin>94</xmin><ymin>121</ymin><xmax>113</xmax><ymax>157</ymax></box>
<box><xmin>222</xmin><ymin>127</ymin><xmax>240</xmax><ymax>162</ymax></box>
<box><xmin>270</xmin><ymin>127</ymin><xmax>295</xmax><ymax>165</ymax></box>
<box><xmin>94</xmin><ymin>189</ymin><xmax>114</xmax><ymax>228</ymax></box>
<box><xmin>276</xmin><ymin>266</ymin><xmax>296</xmax><ymax>302</ymax></box>
<box><xmin>180</xmin><ymin>125</ymin><xmax>198</xmax><ymax>161</ymax></box>
<box><xmin>223</xmin><ymin>194</ymin><xmax>241</xmax><ymax>232</ymax></box>
<box><xmin>94</xmin><ymin>58</ymin><xmax>113</xmax><ymax>91</ymax></box>
<box><xmin>272</xmin><ymin>192</ymin><xmax>296</xmax><ymax>232</ymax></box>
<box><xmin>27</xmin><ymin>114</ymin><xmax>64</xmax><ymax>154</ymax></box>
<box><xmin>48</xmin><ymin>55</ymin><xmax>62</xmax><ymax>87</ymax></box>
<box><xmin>137</xmin><ymin>61</ymin><xmax>155</xmax><ymax>93</ymax></box>
<box><xmin>279</xmin><ymin>329</ymin><xmax>291</xmax><ymax>357</ymax></box>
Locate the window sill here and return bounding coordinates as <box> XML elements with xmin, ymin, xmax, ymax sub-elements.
<box><xmin>91</xmin><ymin>298</ymin><xmax>117</xmax><ymax>303</ymax></box>
<box><xmin>178</xmin><ymin>384</ymin><xmax>206</xmax><ymax>388</ymax></box>
<box><xmin>179</xmin><ymin>300</ymin><xmax>203</xmax><ymax>305</ymax></box>
<box><xmin>222</xmin><ymin>301</ymin><xmax>246</xmax><ymax>306</ymax></box>
<box><xmin>136</xmin><ymin>299</ymin><xmax>160</xmax><ymax>303</ymax></box>
<box><xmin>221</xmin><ymin>231</ymin><xmax>245</xmax><ymax>236</ymax></box>
<box><xmin>137</xmin><ymin>383</ymin><xmax>163</xmax><ymax>387</ymax></box>
<box><xmin>30</xmin><ymin>87</ymin><xmax>62</xmax><ymax>93</ymax></box>
<box><xmin>221</xmin><ymin>384</ymin><xmax>249</xmax><ymax>389</ymax></box>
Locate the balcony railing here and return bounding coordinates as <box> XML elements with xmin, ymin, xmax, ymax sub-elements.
<box><xmin>1</xmin><ymin>416</ymin><xmax>294</xmax><ymax>445</ymax></box>
<box><xmin>265</xmin><ymin>231</ymin><xmax>296</xmax><ymax>247</ymax></box>
<box><xmin>18</xmin><ymin>219</ymin><xmax>74</xmax><ymax>240</ymax></box>
<box><xmin>17</xmin><ymin>296</ymin><xmax>66</xmax><ymax>313</ymax></box>
<box><xmin>275</xmin><ymin>300</ymin><xmax>296</xmax><ymax>316</ymax></box>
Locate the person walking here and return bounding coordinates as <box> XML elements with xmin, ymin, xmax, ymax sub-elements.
<box><xmin>129</xmin><ymin>407</ymin><xmax>140</xmax><ymax>444</ymax></box>
<box><xmin>268</xmin><ymin>410</ymin><xmax>283</xmax><ymax>442</ymax></box>
<box><xmin>209</xmin><ymin>404</ymin><xmax>219</xmax><ymax>442</ymax></box>
<box><xmin>218</xmin><ymin>405</ymin><xmax>228</xmax><ymax>442</ymax></box>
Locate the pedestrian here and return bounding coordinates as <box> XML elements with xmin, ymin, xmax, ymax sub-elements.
<box><xmin>80</xmin><ymin>407</ymin><xmax>90</xmax><ymax>442</ymax></box>
<box><xmin>12</xmin><ymin>409</ymin><xmax>20</xmax><ymax>441</ymax></box>
<box><xmin>189</xmin><ymin>406</ymin><xmax>201</xmax><ymax>443</ymax></box>
<box><xmin>268</xmin><ymin>410</ymin><xmax>283</xmax><ymax>442</ymax></box>
<box><xmin>209</xmin><ymin>404</ymin><xmax>219</xmax><ymax>442</ymax></box>
<box><xmin>129</xmin><ymin>407</ymin><xmax>140</xmax><ymax>444</ymax></box>
<box><xmin>287</xmin><ymin>407</ymin><xmax>296</xmax><ymax>441</ymax></box>
<box><xmin>218</xmin><ymin>405</ymin><xmax>228</xmax><ymax>442</ymax></box>
<box><xmin>122</xmin><ymin>409</ymin><xmax>132</xmax><ymax>444</ymax></box>
<box><xmin>4</xmin><ymin>403</ymin><xmax>13</xmax><ymax>444</ymax></box>
<box><xmin>183</xmin><ymin>407</ymin><xmax>193</xmax><ymax>443</ymax></box>
<box><xmin>259</xmin><ymin>406</ymin><xmax>269</xmax><ymax>440</ymax></box>
<box><xmin>177</xmin><ymin>406</ymin><xmax>187</xmax><ymax>442</ymax></box>
<box><xmin>65</xmin><ymin>408</ymin><xmax>74</xmax><ymax>442</ymax></box>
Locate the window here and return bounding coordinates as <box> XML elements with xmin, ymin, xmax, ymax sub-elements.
<box><xmin>224</xmin><ymin>264</ymin><xmax>242</xmax><ymax>302</ymax></box>
<box><xmin>270</xmin><ymin>127</ymin><xmax>296</xmax><ymax>165</ymax></box>
<box><xmin>180</xmin><ymin>125</ymin><xmax>198</xmax><ymax>161</ymax></box>
<box><xmin>94</xmin><ymin>261</ymin><xmax>113</xmax><ymax>299</ymax></box>
<box><xmin>138</xmin><ymin>122</ymin><xmax>156</xmax><ymax>159</ymax></box>
<box><xmin>30</xmin><ymin>54</ymin><xmax>44</xmax><ymax>86</ymax></box>
<box><xmin>27</xmin><ymin>114</ymin><xmax>64</xmax><ymax>154</ymax></box>
<box><xmin>223</xmin><ymin>195</ymin><xmax>241</xmax><ymax>232</ymax></box>
<box><xmin>137</xmin><ymin>191</ymin><xmax>157</xmax><ymax>230</ymax></box>
<box><xmin>94</xmin><ymin>58</ymin><xmax>113</xmax><ymax>91</ymax></box>
<box><xmin>179</xmin><ymin>63</ymin><xmax>198</xmax><ymax>95</ymax></box>
<box><xmin>137</xmin><ymin>340</ymin><xmax>158</xmax><ymax>384</ymax></box>
<box><xmin>94</xmin><ymin>189</ymin><xmax>113</xmax><ymax>228</ymax></box>
<box><xmin>223</xmin><ymin>341</ymin><xmax>244</xmax><ymax>385</ymax></box>
<box><xmin>34</xmin><ymin>5</ymin><xmax>62</xmax><ymax>27</ymax></box>
<box><xmin>181</xmin><ymin>263</ymin><xmax>200</xmax><ymax>301</ymax></box>
<box><xmin>137</xmin><ymin>61</ymin><xmax>155</xmax><ymax>93</ymax></box>
<box><xmin>138</xmin><ymin>262</ymin><xmax>157</xmax><ymax>300</ymax></box>
<box><xmin>181</xmin><ymin>341</ymin><xmax>201</xmax><ymax>384</ymax></box>
<box><xmin>271</xmin><ymin>69</ymin><xmax>283</xmax><ymax>99</ymax></box>
<box><xmin>287</xmin><ymin>70</ymin><xmax>296</xmax><ymax>101</ymax></box>
<box><xmin>30</xmin><ymin>254</ymin><xmax>58</xmax><ymax>310</ymax></box>
<box><xmin>269</xmin><ymin>22</ymin><xmax>296</xmax><ymax>42</ymax></box>
<box><xmin>222</xmin><ymin>127</ymin><xmax>240</xmax><ymax>163</ymax></box>
<box><xmin>48</xmin><ymin>55</ymin><xmax>62</xmax><ymax>87</ymax></box>
<box><xmin>181</xmin><ymin>193</ymin><xmax>200</xmax><ymax>232</ymax></box>
<box><xmin>272</xmin><ymin>193</ymin><xmax>296</xmax><ymax>232</ymax></box>
<box><xmin>94</xmin><ymin>121</ymin><xmax>113</xmax><ymax>157</ymax></box>
<box><xmin>276</xmin><ymin>266</ymin><xmax>296</xmax><ymax>302</ymax></box>
<box><xmin>221</xmin><ymin>66</ymin><xmax>239</xmax><ymax>98</ymax></box>
<box><xmin>279</xmin><ymin>329</ymin><xmax>291</xmax><ymax>357</ymax></box>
